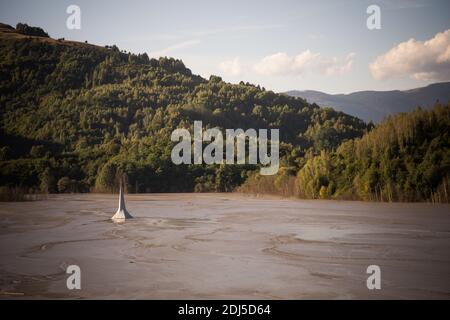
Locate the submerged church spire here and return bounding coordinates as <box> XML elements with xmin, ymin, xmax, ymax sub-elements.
<box><xmin>111</xmin><ymin>179</ymin><xmax>133</xmax><ymax>221</ymax></box>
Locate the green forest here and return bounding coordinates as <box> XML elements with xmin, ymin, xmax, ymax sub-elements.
<box><xmin>240</xmin><ymin>105</ymin><xmax>450</xmax><ymax>202</ymax></box>
<box><xmin>0</xmin><ymin>23</ymin><xmax>448</xmax><ymax>202</ymax></box>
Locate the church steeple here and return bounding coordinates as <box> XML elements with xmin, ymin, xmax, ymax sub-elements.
<box><xmin>111</xmin><ymin>179</ymin><xmax>133</xmax><ymax>221</ymax></box>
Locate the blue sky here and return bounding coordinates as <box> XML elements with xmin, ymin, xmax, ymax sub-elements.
<box><xmin>1</xmin><ymin>0</ymin><xmax>449</xmax><ymax>93</ymax></box>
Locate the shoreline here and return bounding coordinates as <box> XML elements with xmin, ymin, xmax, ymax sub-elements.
<box><xmin>3</xmin><ymin>191</ymin><xmax>450</xmax><ymax>205</ymax></box>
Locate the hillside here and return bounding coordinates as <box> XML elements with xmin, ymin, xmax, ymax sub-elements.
<box><xmin>0</xmin><ymin>23</ymin><xmax>368</xmax><ymax>194</ymax></box>
<box><xmin>240</xmin><ymin>104</ymin><xmax>450</xmax><ymax>202</ymax></box>
<box><xmin>285</xmin><ymin>82</ymin><xmax>450</xmax><ymax>123</ymax></box>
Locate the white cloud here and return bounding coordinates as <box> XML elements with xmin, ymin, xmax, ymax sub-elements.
<box><xmin>253</xmin><ymin>52</ymin><xmax>294</xmax><ymax>75</ymax></box>
<box><xmin>218</xmin><ymin>57</ymin><xmax>242</xmax><ymax>76</ymax></box>
<box><xmin>149</xmin><ymin>39</ymin><xmax>200</xmax><ymax>57</ymax></box>
<box><xmin>370</xmin><ymin>29</ymin><xmax>450</xmax><ymax>81</ymax></box>
<box><xmin>253</xmin><ymin>50</ymin><xmax>355</xmax><ymax>76</ymax></box>
<box><xmin>322</xmin><ymin>53</ymin><xmax>355</xmax><ymax>76</ymax></box>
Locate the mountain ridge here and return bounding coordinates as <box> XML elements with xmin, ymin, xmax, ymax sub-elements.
<box><xmin>285</xmin><ymin>82</ymin><xmax>450</xmax><ymax>122</ymax></box>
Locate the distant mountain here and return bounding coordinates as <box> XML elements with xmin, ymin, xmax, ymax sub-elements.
<box><xmin>285</xmin><ymin>82</ymin><xmax>450</xmax><ymax>123</ymax></box>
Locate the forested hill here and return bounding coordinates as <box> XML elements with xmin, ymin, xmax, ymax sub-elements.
<box><xmin>240</xmin><ymin>104</ymin><xmax>450</xmax><ymax>203</ymax></box>
<box><xmin>0</xmin><ymin>23</ymin><xmax>368</xmax><ymax>193</ymax></box>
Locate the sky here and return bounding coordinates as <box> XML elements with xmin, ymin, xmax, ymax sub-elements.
<box><xmin>0</xmin><ymin>0</ymin><xmax>449</xmax><ymax>93</ymax></box>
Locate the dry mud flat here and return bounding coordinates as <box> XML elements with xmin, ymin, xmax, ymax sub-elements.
<box><xmin>0</xmin><ymin>193</ymin><xmax>449</xmax><ymax>299</ymax></box>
